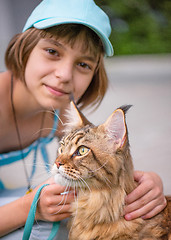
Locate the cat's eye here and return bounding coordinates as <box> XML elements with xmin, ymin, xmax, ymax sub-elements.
<box><xmin>58</xmin><ymin>147</ymin><xmax>63</xmax><ymax>155</ymax></box>
<box><xmin>78</xmin><ymin>146</ymin><xmax>89</xmax><ymax>156</ymax></box>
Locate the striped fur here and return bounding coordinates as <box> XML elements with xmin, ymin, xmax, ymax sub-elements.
<box><xmin>53</xmin><ymin>102</ymin><xmax>171</xmax><ymax>240</ymax></box>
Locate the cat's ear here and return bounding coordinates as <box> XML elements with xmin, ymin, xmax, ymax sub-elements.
<box><xmin>64</xmin><ymin>101</ymin><xmax>92</xmax><ymax>132</ymax></box>
<box><xmin>103</xmin><ymin>105</ymin><xmax>131</xmax><ymax>149</ymax></box>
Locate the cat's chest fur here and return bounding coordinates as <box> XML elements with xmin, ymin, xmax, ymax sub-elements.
<box><xmin>69</xmin><ymin>189</ymin><xmax>143</xmax><ymax>240</ymax></box>
<box><xmin>68</xmin><ymin>190</ymin><xmax>167</xmax><ymax>240</ymax></box>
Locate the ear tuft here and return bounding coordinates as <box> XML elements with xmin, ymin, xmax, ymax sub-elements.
<box><xmin>118</xmin><ymin>105</ymin><xmax>132</xmax><ymax>115</ymax></box>
<box><xmin>63</xmin><ymin>101</ymin><xmax>92</xmax><ymax>134</ymax></box>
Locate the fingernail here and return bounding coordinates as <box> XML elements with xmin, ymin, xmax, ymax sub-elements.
<box><xmin>124</xmin><ymin>214</ymin><xmax>132</xmax><ymax>221</ymax></box>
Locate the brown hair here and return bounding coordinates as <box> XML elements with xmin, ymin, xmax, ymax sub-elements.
<box><xmin>5</xmin><ymin>24</ymin><xmax>109</xmax><ymax>109</ymax></box>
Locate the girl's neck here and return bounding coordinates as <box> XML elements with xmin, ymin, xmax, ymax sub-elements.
<box><xmin>11</xmin><ymin>77</ymin><xmax>44</xmax><ymax>119</ymax></box>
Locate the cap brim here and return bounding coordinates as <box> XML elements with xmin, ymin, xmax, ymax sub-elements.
<box><xmin>33</xmin><ymin>18</ymin><xmax>114</xmax><ymax>56</ymax></box>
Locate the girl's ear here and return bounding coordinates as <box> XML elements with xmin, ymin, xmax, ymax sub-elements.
<box><xmin>64</xmin><ymin>101</ymin><xmax>92</xmax><ymax>133</ymax></box>
<box><xmin>103</xmin><ymin>108</ymin><xmax>127</xmax><ymax>149</ymax></box>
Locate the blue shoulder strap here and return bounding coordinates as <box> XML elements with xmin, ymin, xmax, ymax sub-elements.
<box><xmin>23</xmin><ymin>184</ymin><xmax>60</xmax><ymax>240</ymax></box>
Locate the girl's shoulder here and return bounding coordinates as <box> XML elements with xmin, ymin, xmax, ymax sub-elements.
<box><xmin>0</xmin><ymin>71</ymin><xmax>11</xmax><ymax>81</ymax></box>
<box><xmin>0</xmin><ymin>71</ymin><xmax>11</xmax><ymax>95</ymax></box>
<box><xmin>0</xmin><ymin>71</ymin><xmax>11</xmax><ymax>114</ymax></box>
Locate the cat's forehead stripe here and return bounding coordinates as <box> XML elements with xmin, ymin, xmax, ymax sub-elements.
<box><xmin>59</xmin><ymin>139</ymin><xmax>65</xmax><ymax>145</ymax></box>
<box><xmin>65</xmin><ymin>130</ymin><xmax>85</xmax><ymax>143</ymax></box>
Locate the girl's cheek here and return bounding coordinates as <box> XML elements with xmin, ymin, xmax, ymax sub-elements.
<box><xmin>75</xmin><ymin>85</ymin><xmax>88</xmax><ymax>99</ymax></box>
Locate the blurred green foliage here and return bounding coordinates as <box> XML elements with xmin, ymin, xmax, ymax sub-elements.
<box><xmin>95</xmin><ymin>0</ymin><xmax>171</xmax><ymax>55</ymax></box>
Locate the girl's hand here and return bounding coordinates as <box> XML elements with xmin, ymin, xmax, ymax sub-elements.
<box><xmin>35</xmin><ymin>178</ymin><xmax>75</xmax><ymax>222</ymax></box>
<box><xmin>124</xmin><ymin>171</ymin><xmax>167</xmax><ymax>220</ymax></box>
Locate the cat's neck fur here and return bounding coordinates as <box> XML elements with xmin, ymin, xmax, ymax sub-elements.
<box><xmin>69</xmin><ymin>147</ymin><xmax>142</xmax><ymax>240</ymax></box>
<box><xmin>70</xmin><ymin>187</ymin><xmax>143</xmax><ymax>240</ymax></box>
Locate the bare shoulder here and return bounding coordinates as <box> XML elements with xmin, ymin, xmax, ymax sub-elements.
<box><xmin>0</xmin><ymin>71</ymin><xmax>11</xmax><ymax>115</ymax></box>
<box><xmin>0</xmin><ymin>71</ymin><xmax>11</xmax><ymax>95</ymax></box>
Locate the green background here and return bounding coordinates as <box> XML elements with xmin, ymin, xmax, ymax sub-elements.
<box><xmin>95</xmin><ymin>0</ymin><xmax>171</xmax><ymax>55</ymax></box>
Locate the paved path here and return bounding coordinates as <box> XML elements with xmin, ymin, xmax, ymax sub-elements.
<box><xmin>85</xmin><ymin>54</ymin><xmax>171</xmax><ymax>194</ymax></box>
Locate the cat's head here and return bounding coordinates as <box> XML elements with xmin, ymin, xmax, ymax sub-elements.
<box><xmin>52</xmin><ymin>102</ymin><xmax>133</xmax><ymax>191</ymax></box>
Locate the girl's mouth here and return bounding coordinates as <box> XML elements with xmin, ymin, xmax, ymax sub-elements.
<box><xmin>45</xmin><ymin>85</ymin><xmax>68</xmax><ymax>97</ymax></box>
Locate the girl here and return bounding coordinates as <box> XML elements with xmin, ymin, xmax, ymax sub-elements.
<box><xmin>0</xmin><ymin>0</ymin><xmax>166</xmax><ymax>239</ymax></box>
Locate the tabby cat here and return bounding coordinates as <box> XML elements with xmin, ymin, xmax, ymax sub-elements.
<box><xmin>52</xmin><ymin>101</ymin><xmax>171</xmax><ymax>240</ymax></box>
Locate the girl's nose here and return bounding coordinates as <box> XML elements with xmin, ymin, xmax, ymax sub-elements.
<box><xmin>54</xmin><ymin>60</ymin><xmax>73</xmax><ymax>83</ymax></box>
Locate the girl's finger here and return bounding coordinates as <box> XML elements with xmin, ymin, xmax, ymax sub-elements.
<box><xmin>133</xmin><ymin>171</ymin><xmax>144</xmax><ymax>182</ymax></box>
<box><xmin>50</xmin><ymin>191</ymin><xmax>76</xmax><ymax>205</ymax></box>
<box><xmin>124</xmin><ymin>196</ymin><xmax>166</xmax><ymax>221</ymax></box>
<box><xmin>125</xmin><ymin>189</ymin><xmax>153</xmax><ymax>214</ymax></box>
<box><xmin>141</xmin><ymin>198</ymin><xmax>167</xmax><ymax>219</ymax></box>
<box><xmin>42</xmin><ymin>183</ymin><xmax>72</xmax><ymax>195</ymax></box>
<box><xmin>37</xmin><ymin>202</ymin><xmax>72</xmax><ymax>221</ymax></box>
<box><xmin>124</xmin><ymin>198</ymin><xmax>158</xmax><ymax>220</ymax></box>
<box><xmin>45</xmin><ymin>212</ymin><xmax>71</xmax><ymax>222</ymax></box>
<box><xmin>47</xmin><ymin>203</ymin><xmax>72</xmax><ymax>215</ymax></box>
<box><xmin>125</xmin><ymin>182</ymin><xmax>150</xmax><ymax>205</ymax></box>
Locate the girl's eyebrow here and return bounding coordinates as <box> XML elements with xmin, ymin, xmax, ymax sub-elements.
<box><xmin>42</xmin><ymin>38</ymin><xmax>65</xmax><ymax>49</ymax></box>
<box><xmin>80</xmin><ymin>55</ymin><xmax>97</xmax><ymax>62</ymax></box>
<box><xmin>41</xmin><ymin>38</ymin><xmax>97</xmax><ymax>62</ymax></box>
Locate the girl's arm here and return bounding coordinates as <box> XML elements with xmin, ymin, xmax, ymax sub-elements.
<box><xmin>124</xmin><ymin>171</ymin><xmax>167</xmax><ymax>220</ymax></box>
<box><xmin>0</xmin><ymin>191</ymin><xmax>33</xmax><ymax>236</ymax></box>
<box><xmin>0</xmin><ymin>178</ymin><xmax>74</xmax><ymax>237</ymax></box>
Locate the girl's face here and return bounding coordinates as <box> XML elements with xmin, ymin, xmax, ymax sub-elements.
<box><xmin>24</xmin><ymin>37</ymin><xmax>99</xmax><ymax>110</ymax></box>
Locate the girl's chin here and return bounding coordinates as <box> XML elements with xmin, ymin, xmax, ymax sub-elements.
<box><xmin>38</xmin><ymin>88</ymin><xmax>70</xmax><ymax>109</ymax></box>
<box><xmin>39</xmin><ymin>98</ymin><xmax>70</xmax><ymax>111</ymax></box>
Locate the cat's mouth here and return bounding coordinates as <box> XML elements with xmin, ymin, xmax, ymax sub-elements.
<box><xmin>52</xmin><ymin>163</ymin><xmax>78</xmax><ymax>182</ymax></box>
<box><xmin>52</xmin><ymin>164</ymin><xmax>90</xmax><ymax>189</ymax></box>
<box><xmin>59</xmin><ymin>168</ymin><xmax>81</xmax><ymax>182</ymax></box>
<box><xmin>60</xmin><ymin>171</ymin><xmax>78</xmax><ymax>181</ymax></box>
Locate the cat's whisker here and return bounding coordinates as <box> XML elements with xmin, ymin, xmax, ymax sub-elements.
<box><xmin>35</xmin><ymin>181</ymin><xmax>70</xmax><ymax>217</ymax></box>
<box><xmin>77</xmin><ymin>179</ymin><xmax>88</xmax><ymax>196</ymax></box>
<box><xmin>26</xmin><ymin>170</ymin><xmax>53</xmax><ymax>189</ymax></box>
<box><xmin>51</xmin><ymin>105</ymin><xmax>64</xmax><ymax>126</ymax></box>
<box><xmin>25</xmin><ymin>163</ymin><xmax>53</xmax><ymax>168</ymax></box>
<box><xmin>46</xmin><ymin>103</ymin><xmax>171</xmax><ymax>239</ymax></box>
<box><xmin>89</xmin><ymin>160</ymin><xmax>109</xmax><ymax>173</ymax></box>
<box><xmin>32</xmin><ymin>127</ymin><xmax>57</xmax><ymax>137</ymax></box>
<box><xmin>32</xmin><ymin>107</ymin><xmax>64</xmax><ymax>137</ymax></box>
<box><xmin>102</xmin><ymin>176</ymin><xmax>112</xmax><ymax>189</ymax></box>
<box><xmin>30</xmin><ymin>169</ymin><xmax>52</xmax><ymax>179</ymax></box>
<box><xmin>77</xmin><ymin>175</ymin><xmax>91</xmax><ymax>193</ymax></box>
<box><xmin>52</xmin><ymin>185</ymin><xmax>72</xmax><ymax>216</ymax></box>
<box><xmin>77</xmin><ymin>180</ymin><xmax>86</xmax><ymax>195</ymax></box>
<box><xmin>103</xmin><ymin>175</ymin><xmax>112</xmax><ymax>185</ymax></box>
<box><xmin>69</xmin><ymin>182</ymin><xmax>79</xmax><ymax>234</ymax></box>
<box><xmin>36</xmin><ymin>181</ymin><xmax>71</xmax><ymax>218</ymax></box>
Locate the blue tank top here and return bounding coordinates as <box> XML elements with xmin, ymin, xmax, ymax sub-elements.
<box><xmin>0</xmin><ymin>111</ymin><xmax>59</xmax><ymax>190</ymax></box>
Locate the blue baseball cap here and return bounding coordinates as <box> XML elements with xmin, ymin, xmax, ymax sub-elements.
<box><xmin>23</xmin><ymin>0</ymin><xmax>114</xmax><ymax>56</ymax></box>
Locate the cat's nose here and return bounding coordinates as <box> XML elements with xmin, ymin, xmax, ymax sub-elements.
<box><xmin>56</xmin><ymin>161</ymin><xmax>63</xmax><ymax>169</ymax></box>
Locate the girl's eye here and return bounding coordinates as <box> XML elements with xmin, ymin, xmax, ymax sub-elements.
<box><xmin>78</xmin><ymin>62</ymin><xmax>91</xmax><ymax>70</ymax></box>
<box><xmin>46</xmin><ymin>48</ymin><xmax>59</xmax><ymax>56</ymax></box>
<box><xmin>78</xmin><ymin>146</ymin><xmax>89</xmax><ymax>156</ymax></box>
